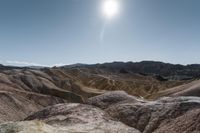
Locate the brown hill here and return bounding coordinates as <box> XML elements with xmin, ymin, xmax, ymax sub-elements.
<box><xmin>52</xmin><ymin>67</ymin><xmax>188</xmax><ymax>99</ymax></box>
<box><xmin>0</xmin><ymin>69</ymin><xmax>83</xmax><ymax>123</ymax></box>
<box><xmin>154</xmin><ymin>79</ymin><xmax>200</xmax><ymax>98</ymax></box>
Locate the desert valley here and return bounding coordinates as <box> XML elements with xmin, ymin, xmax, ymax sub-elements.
<box><xmin>0</xmin><ymin>61</ymin><xmax>200</xmax><ymax>133</ymax></box>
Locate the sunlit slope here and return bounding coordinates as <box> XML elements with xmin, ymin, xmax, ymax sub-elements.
<box><xmin>51</xmin><ymin>67</ymin><xmax>188</xmax><ymax>99</ymax></box>
<box><xmin>154</xmin><ymin>79</ymin><xmax>200</xmax><ymax>99</ymax></box>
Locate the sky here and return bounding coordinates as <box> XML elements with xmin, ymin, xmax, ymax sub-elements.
<box><xmin>0</xmin><ymin>0</ymin><xmax>200</xmax><ymax>66</ymax></box>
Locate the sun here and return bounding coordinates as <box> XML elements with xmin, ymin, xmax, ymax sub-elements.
<box><xmin>102</xmin><ymin>0</ymin><xmax>119</xmax><ymax>19</ymax></box>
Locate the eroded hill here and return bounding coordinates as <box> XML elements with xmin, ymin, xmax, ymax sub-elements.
<box><xmin>0</xmin><ymin>61</ymin><xmax>200</xmax><ymax>132</ymax></box>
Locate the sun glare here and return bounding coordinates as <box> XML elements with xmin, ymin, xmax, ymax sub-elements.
<box><xmin>102</xmin><ymin>0</ymin><xmax>119</xmax><ymax>19</ymax></box>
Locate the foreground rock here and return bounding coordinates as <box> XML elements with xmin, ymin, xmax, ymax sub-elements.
<box><xmin>23</xmin><ymin>103</ymin><xmax>140</xmax><ymax>133</ymax></box>
<box><xmin>0</xmin><ymin>121</ymin><xmax>66</xmax><ymax>133</ymax></box>
<box><xmin>0</xmin><ymin>120</ymin><xmax>140</xmax><ymax>133</ymax></box>
<box><xmin>1</xmin><ymin>91</ymin><xmax>200</xmax><ymax>133</ymax></box>
<box><xmin>87</xmin><ymin>91</ymin><xmax>200</xmax><ymax>133</ymax></box>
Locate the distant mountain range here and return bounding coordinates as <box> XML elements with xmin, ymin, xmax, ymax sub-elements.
<box><xmin>1</xmin><ymin>61</ymin><xmax>200</xmax><ymax>80</ymax></box>
<box><xmin>61</xmin><ymin>61</ymin><xmax>200</xmax><ymax>80</ymax></box>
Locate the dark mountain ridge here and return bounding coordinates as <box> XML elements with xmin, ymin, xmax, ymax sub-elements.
<box><xmin>2</xmin><ymin>61</ymin><xmax>200</xmax><ymax>80</ymax></box>
<box><xmin>61</xmin><ymin>61</ymin><xmax>200</xmax><ymax>80</ymax></box>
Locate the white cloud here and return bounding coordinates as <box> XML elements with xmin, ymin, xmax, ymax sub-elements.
<box><xmin>52</xmin><ymin>63</ymin><xmax>65</xmax><ymax>67</ymax></box>
<box><xmin>5</xmin><ymin>60</ymin><xmax>66</xmax><ymax>67</ymax></box>
<box><xmin>6</xmin><ymin>60</ymin><xmax>47</xmax><ymax>67</ymax></box>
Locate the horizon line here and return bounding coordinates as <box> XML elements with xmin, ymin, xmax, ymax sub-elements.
<box><xmin>1</xmin><ymin>60</ymin><xmax>200</xmax><ymax>67</ymax></box>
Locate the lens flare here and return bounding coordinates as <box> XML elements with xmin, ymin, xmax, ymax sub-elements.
<box><xmin>102</xmin><ymin>0</ymin><xmax>119</xmax><ymax>19</ymax></box>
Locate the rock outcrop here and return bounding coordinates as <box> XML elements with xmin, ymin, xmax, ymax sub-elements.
<box><xmin>87</xmin><ymin>91</ymin><xmax>200</xmax><ymax>133</ymax></box>
<box><xmin>0</xmin><ymin>91</ymin><xmax>200</xmax><ymax>132</ymax></box>
<box><xmin>86</xmin><ymin>91</ymin><xmax>144</xmax><ymax>109</ymax></box>
<box><xmin>24</xmin><ymin>103</ymin><xmax>140</xmax><ymax>133</ymax></box>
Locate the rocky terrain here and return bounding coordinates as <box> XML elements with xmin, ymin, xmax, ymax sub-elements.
<box><xmin>1</xmin><ymin>91</ymin><xmax>200</xmax><ymax>133</ymax></box>
<box><xmin>0</xmin><ymin>61</ymin><xmax>200</xmax><ymax>133</ymax></box>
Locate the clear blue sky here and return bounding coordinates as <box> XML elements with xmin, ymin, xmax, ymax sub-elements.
<box><xmin>0</xmin><ymin>0</ymin><xmax>200</xmax><ymax>66</ymax></box>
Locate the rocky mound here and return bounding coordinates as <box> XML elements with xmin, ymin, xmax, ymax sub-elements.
<box><xmin>87</xmin><ymin>91</ymin><xmax>200</xmax><ymax>133</ymax></box>
<box><xmin>0</xmin><ymin>120</ymin><xmax>139</xmax><ymax>133</ymax></box>
<box><xmin>86</xmin><ymin>91</ymin><xmax>144</xmax><ymax>109</ymax></box>
<box><xmin>24</xmin><ymin>103</ymin><xmax>140</xmax><ymax>133</ymax></box>
<box><xmin>0</xmin><ymin>91</ymin><xmax>200</xmax><ymax>132</ymax></box>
